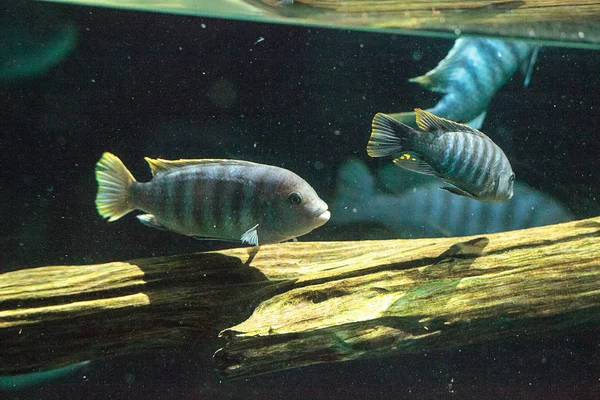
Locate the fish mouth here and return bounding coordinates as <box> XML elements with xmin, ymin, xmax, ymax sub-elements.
<box><xmin>314</xmin><ymin>206</ymin><xmax>331</xmax><ymax>225</ymax></box>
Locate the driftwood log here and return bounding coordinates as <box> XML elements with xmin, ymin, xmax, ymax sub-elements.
<box><xmin>256</xmin><ymin>0</ymin><xmax>600</xmax><ymax>48</ymax></box>
<box><xmin>1</xmin><ymin>217</ymin><xmax>599</xmax><ymax>378</ymax></box>
<box><xmin>43</xmin><ymin>0</ymin><xmax>600</xmax><ymax>48</ymax></box>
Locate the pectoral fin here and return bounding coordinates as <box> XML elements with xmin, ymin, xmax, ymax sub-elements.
<box><xmin>241</xmin><ymin>224</ymin><xmax>260</xmax><ymax>246</ymax></box>
<box><xmin>136</xmin><ymin>214</ymin><xmax>168</xmax><ymax>231</ymax></box>
<box><xmin>393</xmin><ymin>153</ymin><xmax>438</xmax><ymax>176</ymax></box>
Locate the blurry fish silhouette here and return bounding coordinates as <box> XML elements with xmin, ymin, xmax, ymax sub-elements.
<box><xmin>0</xmin><ymin>361</ymin><xmax>90</xmax><ymax>391</ymax></box>
<box><xmin>0</xmin><ymin>3</ymin><xmax>77</xmax><ymax>84</ymax></box>
<box><xmin>331</xmin><ymin>160</ymin><xmax>572</xmax><ymax>238</ymax></box>
<box><xmin>95</xmin><ymin>153</ymin><xmax>330</xmax><ymax>246</ymax></box>
<box><xmin>390</xmin><ymin>38</ymin><xmax>539</xmax><ymax>129</ymax></box>
<box><xmin>367</xmin><ymin>109</ymin><xmax>515</xmax><ymax>202</ymax></box>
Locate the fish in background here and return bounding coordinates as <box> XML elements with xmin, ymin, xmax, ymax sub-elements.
<box><xmin>330</xmin><ymin>160</ymin><xmax>572</xmax><ymax>239</ymax></box>
<box><xmin>95</xmin><ymin>153</ymin><xmax>330</xmax><ymax>246</ymax></box>
<box><xmin>0</xmin><ymin>361</ymin><xmax>90</xmax><ymax>391</ymax></box>
<box><xmin>367</xmin><ymin>109</ymin><xmax>515</xmax><ymax>202</ymax></box>
<box><xmin>0</xmin><ymin>2</ymin><xmax>77</xmax><ymax>84</ymax></box>
<box><xmin>390</xmin><ymin>38</ymin><xmax>539</xmax><ymax>129</ymax></box>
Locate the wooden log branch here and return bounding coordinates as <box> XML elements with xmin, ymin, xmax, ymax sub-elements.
<box><xmin>270</xmin><ymin>0</ymin><xmax>600</xmax><ymax>48</ymax></box>
<box><xmin>0</xmin><ymin>250</ymin><xmax>294</xmax><ymax>375</ymax></box>
<box><xmin>42</xmin><ymin>0</ymin><xmax>600</xmax><ymax>48</ymax></box>
<box><xmin>1</xmin><ymin>217</ymin><xmax>599</xmax><ymax>378</ymax></box>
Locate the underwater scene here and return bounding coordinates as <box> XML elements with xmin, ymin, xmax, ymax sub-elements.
<box><xmin>1</xmin><ymin>0</ymin><xmax>600</xmax><ymax>399</ymax></box>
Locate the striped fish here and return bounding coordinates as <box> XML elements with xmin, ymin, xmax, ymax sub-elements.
<box><xmin>391</xmin><ymin>38</ymin><xmax>539</xmax><ymax>129</ymax></box>
<box><xmin>95</xmin><ymin>153</ymin><xmax>330</xmax><ymax>245</ymax></box>
<box><xmin>367</xmin><ymin>109</ymin><xmax>514</xmax><ymax>202</ymax></box>
<box><xmin>331</xmin><ymin>159</ymin><xmax>572</xmax><ymax>239</ymax></box>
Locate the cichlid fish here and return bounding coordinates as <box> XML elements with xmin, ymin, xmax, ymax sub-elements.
<box><xmin>367</xmin><ymin>109</ymin><xmax>515</xmax><ymax>202</ymax></box>
<box><xmin>331</xmin><ymin>159</ymin><xmax>572</xmax><ymax>238</ymax></box>
<box><xmin>95</xmin><ymin>153</ymin><xmax>330</xmax><ymax>245</ymax></box>
<box><xmin>391</xmin><ymin>38</ymin><xmax>539</xmax><ymax>129</ymax></box>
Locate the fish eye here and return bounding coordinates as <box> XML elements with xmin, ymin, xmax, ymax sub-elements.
<box><xmin>509</xmin><ymin>174</ymin><xmax>516</xmax><ymax>183</ymax></box>
<box><xmin>288</xmin><ymin>192</ymin><xmax>303</xmax><ymax>205</ymax></box>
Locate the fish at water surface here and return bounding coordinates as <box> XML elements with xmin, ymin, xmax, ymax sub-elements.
<box><xmin>367</xmin><ymin>109</ymin><xmax>515</xmax><ymax>202</ymax></box>
<box><xmin>95</xmin><ymin>153</ymin><xmax>330</xmax><ymax>245</ymax></box>
<box><xmin>391</xmin><ymin>38</ymin><xmax>539</xmax><ymax>129</ymax></box>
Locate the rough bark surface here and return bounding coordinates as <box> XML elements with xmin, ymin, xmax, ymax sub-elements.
<box><xmin>1</xmin><ymin>218</ymin><xmax>599</xmax><ymax>378</ymax></box>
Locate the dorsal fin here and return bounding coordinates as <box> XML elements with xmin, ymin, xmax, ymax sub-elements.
<box><xmin>144</xmin><ymin>158</ymin><xmax>261</xmax><ymax>176</ymax></box>
<box><xmin>414</xmin><ymin>109</ymin><xmax>489</xmax><ymax>139</ymax></box>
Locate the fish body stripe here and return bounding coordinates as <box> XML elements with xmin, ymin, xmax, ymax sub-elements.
<box><xmin>184</xmin><ymin>175</ymin><xmax>196</xmax><ymax>232</ymax></box>
<box><xmin>474</xmin><ymin>139</ymin><xmax>492</xmax><ymax>189</ymax></box>
<box><xmin>202</xmin><ymin>169</ymin><xmax>217</xmax><ymax>233</ymax></box>
<box><xmin>230</xmin><ymin>171</ymin><xmax>245</xmax><ymax>234</ymax></box>
<box><xmin>175</xmin><ymin>173</ymin><xmax>188</xmax><ymax>227</ymax></box>
<box><xmin>476</xmin><ymin>41</ymin><xmax>513</xmax><ymax>88</ymax></box>
<box><xmin>219</xmin><ymin>170</ymin><xmax>234</xmax><ymax>234</ymax></box>
<box><xmin>425</xmin><ymin>38</ymin><xmax>537</xmax><ymax>123</ymax></box>
<box><xmin>492</xmin><ymin>42</ymin><xmax>519</xmax><ymax>77</ymax></box>
<box><xmin>465</xmin><ymin>137</ymin><xmax>483</xmax><ymax>185</ymax></box>
<box><xmin>440</xmin><ymin>132</ymin><xmax>457</xmax><ymax>170</ymax></box>
<box><xmin>461</xmin><ymin>60</ymin><xmax>487</xmax><ymax>99</ymax></box>
<box><xmin>470</xmin><ymin>136</ymin><xmax>491</xmax><ymax>187</ymax></box>
<box><xmin>166</xmin><ymin>173</ymin><xmax>179</xmax><ymax>227</ymax></box>
<box><xmin>455</xmin><ymin>133</ymin><xmax>476</xmax><ymax>181</ymax></box>
<box><xmin>241</xmin><ymin>167</ymin><xmax>261</xmax><ymax>232</ymax></box>
<box><xmin>446</xmin><ymin>133</ymin><xmax>464</xmax><ymax>175</ymax></box>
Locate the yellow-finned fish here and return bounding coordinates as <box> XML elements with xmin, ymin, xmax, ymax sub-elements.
<box><xmin>95</xmin><ymin>153</ymin><xmax>330</xmax><ymax>245</ymax></box>
<box><xmin>367</xmin><ymin>109</ymin><xmax>515</xmax><ymax>202</ymax></box>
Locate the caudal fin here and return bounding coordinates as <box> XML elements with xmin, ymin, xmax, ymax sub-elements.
<box><xmin>366</xmin><ymin>113</ymin><xmax>413</xmax><ymax>158</ymax></box>
<box><xmin>95</xmin><ymin>152</ymin><xmax>136</xmax><ymax>222</ymax></box>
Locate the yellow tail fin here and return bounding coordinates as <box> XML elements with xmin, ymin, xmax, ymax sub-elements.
<box><xmin>95</xmin><ymin>152</ymin><xmax>136</xmax><ymax>222</ymax></box>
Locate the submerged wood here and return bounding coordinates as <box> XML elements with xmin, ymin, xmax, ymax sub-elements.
<box><xmin>41</xmin><ymin>0</ymin><xmax>600</xmax><ymax>48</ymax></box>
<box><xmin>276</xmin><ymin>0</ymin><xmax>600</xmax><ymax>47</ymax></box>
<box><xmin>1</xmin><ymin>217</ymin><xmax>599</xmax><ymax>377</ymax></box>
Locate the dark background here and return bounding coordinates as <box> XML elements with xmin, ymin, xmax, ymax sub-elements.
<box><xmin>1</xmin><ymin>1</ymin><xmax>599</xmax><ymax>399</ymax></box>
